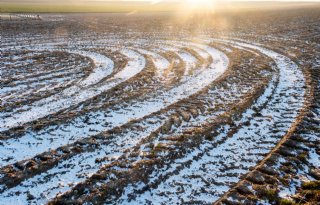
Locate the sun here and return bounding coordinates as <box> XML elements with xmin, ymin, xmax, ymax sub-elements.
<box><xmin>185</xmin><ymin>0</ymin><xmax>217</xmax><ymax>11</ymax></box>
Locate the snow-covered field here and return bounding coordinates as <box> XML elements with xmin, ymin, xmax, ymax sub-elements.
<box><xmin>0</xmin><ymin>13</ymin><xmax>319</xmax><ymax>205</ymax></box>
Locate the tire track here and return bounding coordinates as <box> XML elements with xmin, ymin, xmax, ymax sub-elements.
<box><xmin>0</xmin><ymin>40</ymin><xmax>229</xmax><ymax>204</ymax></box>
<box><xmin>0</xmin><ymin>36</ymin><xmax>307</xmax><ymax>205</ymax></box>
<box><xmin>115</xmin><ymin>39</ymin><xmax>305</xmax><ymax>204</ymax></box>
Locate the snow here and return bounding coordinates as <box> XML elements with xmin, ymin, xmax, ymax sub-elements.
<box><xmin>0</xmin><ymin>49</ymin><xmax>146</xmax><ymax>131</ymax></box>
<box><xmin>117</xmin><ymin>39</ymin><xmax>306</xmax><ymax>204</ymax></box>
<box><xmin>0</xmin><ymin>42</ymin><xmax>228</xmax><ymax>167</ymax></box>
<box><xmin>134</xmin><ymin>48</ymin><xmax>170</xmax><ymax>78</ymax></box>
<box><xmin>0</xmin><ymin>36</ymin><xmax>308</xmax><ymax>204</ymax></box>
<box><xmin>0</xmin><ymin>120</ymin><xmax>163</xmax><ymax>205</ymax></box>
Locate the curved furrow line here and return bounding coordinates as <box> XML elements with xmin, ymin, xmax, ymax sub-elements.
<box><xmin>151</xmin><ymin>42</ymin><xmax>212</xmax><ymax>85</ymax></box>
<box><xmin>0</xmin><ymin>50</ymin><xmax>104</xmax><ymax>109</ymax></box>
<box><xmin>0</xmin><ymin>47</ymin><xmax>184</xmax><ymax>191</ymax></box>
<box><xmin>37</xmin><ymin>43</ymin><xmax>208</xmax><ymax>125</ymax></box>
<box><xmin>0</xmin><ymin>118</ymin><xmax>165</xmax><ymax>205</ymax></box>
<box><xmin>48</xmin><ymin>46</ymin><xmax>181</xmax><ymax>128</ymax></box>
<box><xmin>1</xmin><ymin>36</ymin><xmax>307</xmax><ymax>205</ymax></box>
<box><xmin>0</xmin><ymin>43</ymin><xmax>228</xmax><ymax>204</ymax></box>
<box><xmin>1</xmin><ymin>79</ymin><xmax>81</xmax><ymax>110</ymax></box>
<box><xmin>53</xmin><ymin>39</ymin><xmax>302</xmax><ymax>203</ymax></box>
<box><xmin>131</xmin><ymin>46</ymin><xmax>273</xmax><ymax>151</ymax></box>
<box><xmin>160</xmin><ymin>40</ymin><xmax>213</xmax><ymax>65</ymax></box>
<box><xmin>162</xmin><ymin>48</ymin><xmax>198</xmax><ymax>81</ymax></box>
<box><xmin>155</xmin><ymin>48</ymin><xmax>200</xmax><ymax>84</ymax></box>
<box><xmin>0</xmin><ymin>52</ymin><xmax>90</xmax><ymax>85</ymax></box>
<box><xmin>45</xmin><ymin>44</ymin><xmax>273</xmax><ymax>204</ymax></box>
<box><xmin>0</xmin><ymin>48</ymin><xmax>232</xmax><ymax>195</ymax></box>
<box><xmin>0</xmin><ymin>50</ymin><xmax>89</xmax><ymax>81</ymax></box>
<box><xmin>0</xmin><ymin>43</ymin><xmax>182</xmax><ymax>120</ymax></box>
<box><xmin>0</xmin><ymin>51</ymin><xmax>142</xmax><ymax>162</ymax></box>
<box><xmin>0</xmin><ymin>73</ymin><xmax>82</xmax><ymax>100</ymax></box>
<box><xmin>0</xmin><ymin>40</ymin><xmax>212</xmax><ymax>131</ymax></box>
<box><xmin>1</xmin><ymin>66</ymin><xmax>83</xmax><ymax>92</ymax></box>
<box><xmin>0</xmin><ymin>52</ymin><xmax>93</xmax><ymax>112</ymax></box>
<box><xmin>215</xmin><ymin>45</ymin><xmax>320</xmax><ymax>205</ymax></box>
<box><xmin>35</xmin><ymin>48</ymin><xmax>115</xmax><ymax>88</ymax></box>
<box><xmin>133</xmin><ymin>48</ymin><xmax>170</xmax><ymax>79</ymax></box>
<box><xmin>0</xmin><ymin>47</ymin><xmax>174</xmax><ymax>187</ymax></box>
<box><xmin>0</xmin><ymin>49</ymin><xmax>110</xmax><ymax>111</ymax></box>
<box><xmin>67</xmin><ymin>48</ymin><xmax>176</xmax><ymax>112</ymax></box>
<box><xmin>116</xmin><ymin>39</ymin><xmax>305</xmax><ymax>204</ymax></box>
<box><xmin>1</xmin><ymin>45</ymin><xmax>182</xmax><ymax>137</ymax></box>
<box><xmin>0</xmin><ymin>116</ymin><xmax>166</xmax><ymax>200</ymax></box>
<box><xmin>155</xmin><ymin>41</ymin><xmax>211</xmax><ymax>65</ymax></box>
<box><xmin>0</xmin><ymin>49</ymin><xmax>147</xmax><ymax>131</ymax></box>
<box><xmin>6</xmin><ymin>61</ymin><xmax>87</xmax><ymax>82</ymax></box>
<box><xmin>0</xmin><ymin>43</ymin><xmax>226</xmax><ymax>167</ymax></box>
<box><xmin>95</xmin><ymin>45</ymin><xmax>278</xmax><ymax>204</ymax></box>
<box><xmin>153</xmin><ymin>40</ymin><xmax>211</xmax><ymax>58</ymax></box>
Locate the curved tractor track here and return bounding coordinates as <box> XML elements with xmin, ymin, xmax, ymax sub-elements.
<box><xmin>0</xmin><ymin>34</ymin><xmax>318</xmax><ymax>205</ymax></box>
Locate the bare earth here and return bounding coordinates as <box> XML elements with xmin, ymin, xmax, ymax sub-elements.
<box><xmin>0</xmin><ymin>6</ymin><xmax>319</xmax><ymax>205</ymax></box>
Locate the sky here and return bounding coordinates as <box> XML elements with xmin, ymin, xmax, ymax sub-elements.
<box><xmin>1</xmin><ymin>0</ymin><xmax>319</xmax><ymax>15</ymax></box>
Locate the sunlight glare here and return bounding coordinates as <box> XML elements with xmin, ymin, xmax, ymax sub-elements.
<box><xmin>185</xmin><ymin>0</ymin><xmax>217</xmax><ymax>12</ymax></box>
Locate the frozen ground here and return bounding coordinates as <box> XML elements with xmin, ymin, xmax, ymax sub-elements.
<box><xmin>0</xmin><ymin>12</ymin><xmax>319</xmax><ymax>205</ymax></box>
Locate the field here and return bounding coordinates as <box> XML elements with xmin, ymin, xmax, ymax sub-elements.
<box><xmin>0</xmin><ymin>5</ymin><xmax>320</xmax><ymax>205</ymax></box>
